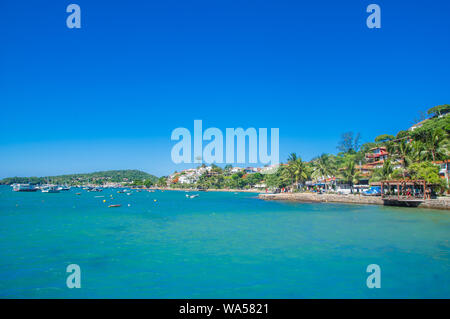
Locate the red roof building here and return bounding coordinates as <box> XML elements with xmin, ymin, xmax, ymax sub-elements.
<box><xmin>365</xmin><ymin>147</ymin><xmax>389</xmax><ymax>169</ymax></box>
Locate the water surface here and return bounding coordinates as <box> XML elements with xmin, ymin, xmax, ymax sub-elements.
<box><xmin>0</xmin><ymin>186</ymin><xmax>449</xmax><ymax>298</ymax></box>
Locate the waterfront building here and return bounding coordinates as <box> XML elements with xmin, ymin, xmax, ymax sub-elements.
<box><xmin>408</xmin><ymin>119</ymin><xmax>429</xmax><ymax>131</ymax></box>
<box><xmin>365</xmin><ymin>146</ymin><xmax>389</xmax><ymax>169</ymax></box>
<box><xmin>433</xmin><ymin>160</ymin><xmax>450</xmax><ymax>185</ymax></box>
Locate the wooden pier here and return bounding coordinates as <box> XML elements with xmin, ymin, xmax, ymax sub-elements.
<box><xmin>374</xmin><ymin>180</ymin><xmax>434</xmax><ymax>207</ymax></box>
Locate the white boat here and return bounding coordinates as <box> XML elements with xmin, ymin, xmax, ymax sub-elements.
<box><xmin>41</xmin><ymin>185</ymin><xmax>60</xmax><ymax>193</ymax></box>
<box><xmin>12</xmin><ymin>184</ymin><xmax>38</xmax><ymax>192</ymax></box>
<box><xmin>58</xmin><ymin>185</ymin><xmax>71</xmax><ymax>191</ymax></box>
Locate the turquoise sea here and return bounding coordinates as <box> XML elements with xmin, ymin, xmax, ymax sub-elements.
<box><xmin>0</xmin><ymin>185</ymin><xmax>449</xmax><ymax>298</ymax></box>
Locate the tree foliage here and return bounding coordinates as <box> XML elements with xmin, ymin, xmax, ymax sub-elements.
<box><xmin>337</xmin><ymin>132</ymin><xmax>361</xmax><ymax>153</ymax></box>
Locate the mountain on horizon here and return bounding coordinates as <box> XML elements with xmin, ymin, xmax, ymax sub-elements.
<box><xmin>0</xmin><ymin>169</ymin><xmax>158</xmax><ymax>185</ymax></box>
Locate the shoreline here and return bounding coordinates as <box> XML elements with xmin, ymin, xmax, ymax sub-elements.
<box><xmin>152</xmin><ymin>187</ymin><xmax>261</xmax><ymax>193</ymax></box>
<box><xmin>258</xmin><ymin>192</ymin><xmax>450</xmax><ymax>211</ymax></box>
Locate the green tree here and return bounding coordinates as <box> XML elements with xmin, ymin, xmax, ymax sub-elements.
<box><xmin>156</xmin><ymin>177</ymin><xmax>167</xmax><ymax>187</ymax></box>
<box><xmin>408</xmin><ymin>162</ymin><xmax>447</xmax><ymax>192</ymax></box>
<box><xmin>374</xmin><ymin>134</ymin><xmax>395</xmax><ymax>143</ymax></box>
<box><xmin>370</xmin><ymin>159</ymin><xmax>403</xmax><ymax>182</ymax></box>
<box><xmin>245</xmin><ymin>173</ymin><xmax>263</xmax><ymax>187</ymax></box>
<box><xmin>375</xmin><ymin>134</ymin><xmax>396</xmax><ymax>154</ymax></box>
<box><xmin>394</xmin><ymin>141</ymin><xmax>412</xmax><ymax>177</ymax></box>
<box><xmin>419</xmin><ymin>129</ymin><xmax>448</xmax><ymax>162</ymax></box>
<box><xmin>144</xmin><ymin>180</ymin><xmax>154</xmax><ymax>188</ymax></box>
<box><xmin>311</xmin><ymin>154</ymin><xmax>335</xmax><ymax>190</ymax></box>
<box><xmin>339</xmin><ymin>159</ymin><xmax>360</xmax><ymax>193</ymax></box>
<box><xmin>286</xmin><ymin>153</ymin><xmax>309</xmax><ymax>188</ymax></box>
<box><xmin>337</xmin><ymin>132</ymin><xmax>361</xmax><ymax>153</ymax></box>
<box><xmin>427</xmin><ymin>104</ymin><xmax>450</xmax><ymax>118</ymax></box>
<box><xmin>410</xmin><ymin>140</ymin><xmax>426</xmax><ymax>163</ymax></box>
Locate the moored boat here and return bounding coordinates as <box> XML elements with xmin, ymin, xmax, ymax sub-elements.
<box><xmin>12</xmin><ymin>184</ymin><xmax>38</xmax><ymax>192</ymax></box>
<box><xmin>41</xmin><ymin>185</ymin><xmax>60</xmax><ymax>193</ymax></box>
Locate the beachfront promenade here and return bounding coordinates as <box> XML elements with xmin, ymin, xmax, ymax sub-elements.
<box><xmin>258</xmin><ymin>192</ymin><xmax>450</xmax><ymax>210</ymax></box>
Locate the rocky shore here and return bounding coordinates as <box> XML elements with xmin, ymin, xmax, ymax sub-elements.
<box><xmin>258</xmin><ymin>192</ymin><xmax>450</xmax><ymax>210</ymax></box>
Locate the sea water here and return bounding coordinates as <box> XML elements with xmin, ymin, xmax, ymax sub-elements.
<box><xmin>0</xmin><ymin>185</ymin><xmax>449</xmax><ymax>298</ymax></box>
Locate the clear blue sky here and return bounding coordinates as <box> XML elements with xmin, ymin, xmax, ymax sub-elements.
<box><xmin>1</xmin><ymin>0</ymin><xmax>449</xmax><ymax>178</ymax></box>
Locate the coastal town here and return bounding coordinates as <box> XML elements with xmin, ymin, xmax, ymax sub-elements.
<box><xmin>161</xmin><ymin>105</ymin><xmax>450</xmax><ymax>208</ymax></box>
<box><xmin>3</xmin><ymin>104</ymin><xmax>449</xmax><ymax>209</ymax></box>
<box><xmin>2</xmin><ymin>0</ymin><xmax>450</xmax><ymax>301</ymax></box>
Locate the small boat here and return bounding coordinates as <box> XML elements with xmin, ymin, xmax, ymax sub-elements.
<box><xmin>41</xmin><ymin>185</ymin><xmax>60</xmax><ymax>193</ymax></box>
<box><xmin>108</xmin><ymin>204</ymin><xmax>121</xmax><ymax>208</ymax></box>
<box><xmin>76</xmin><ymin>193</ymin><xmax>81</xmax><ymax>195</ymax></box>
<box><xmin>58</xmin><ymin>185</ymin><xmax>71</xmax><ymax>191</ymax></box>
<box><xmin>189</xmin><ymin>194</ymin><xmax>199</xmax><ymax>199</ymax></box>
<box><xmin>88</xmin><ymin>188</ymin><xmax>103</xmax><ymax>192</ymax></box>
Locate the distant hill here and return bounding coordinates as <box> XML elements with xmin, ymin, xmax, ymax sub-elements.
<box><xmin>0</xmin><ymin>170</ymin><xmax>158</xmax><ymax>185</ymax></box>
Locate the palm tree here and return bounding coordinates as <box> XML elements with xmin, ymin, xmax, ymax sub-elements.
<box><xmin>286</xmin><ymin>153</ymin><xmax>309</xmax><ymax>189</ymax></box>
<box><xmin>339</xmin><ymin>160</ymin><xmax>360</xmax><ymax>194</ymax></box>
<box><xmin>410</xmin><ymin>140</ymin><xmax>425</xmax><ymax>163</ymax></box>
<box><xmin>394</xmin><ymin>141</ymin><xmax>412</xmax><ymax>177</ymax></box>
<box><xmin>423</xmin><ymin>129</ymin><xmax>448</xmax><ymax>162</ymax></box>
<box><xmin>370</xmin><ymin>159</ymin><xmax>395</xmax><ymax>182</ymax></box>
<box><xmin>380</xmin><ymin>159</ymin><xmax>394</xmax><ymax>179</ymax></box>
<box><xmin>311</xmin><ymin>154</ymin><xmax>335</xmax><ymax>190</ymax></box>
<box><xmin>287</xmin><ymin>153</ymin><xmax>298</xmax><ymax>162</ymax></box>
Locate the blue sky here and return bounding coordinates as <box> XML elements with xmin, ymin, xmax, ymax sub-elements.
<box><xmin>1</xmin><ymin>0</ymin><xmax>449</xmax><ymax>178</ymax></box>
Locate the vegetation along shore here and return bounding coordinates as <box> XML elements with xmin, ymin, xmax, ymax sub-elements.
<box><xmin>2</xmin><ymin>104</ymin><xmax>449</xmax><ymax>209</ymax></box>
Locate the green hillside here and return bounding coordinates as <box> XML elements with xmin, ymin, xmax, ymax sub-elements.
<box><xmin>0</xmin><ymin>170</ymin><xmax>158</xmax><ymax>186</ymax></box>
